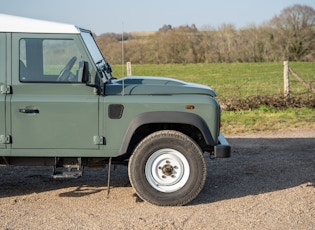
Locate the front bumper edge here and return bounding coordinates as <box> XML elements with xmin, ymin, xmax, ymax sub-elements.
<box><xmin>214</xmin><ymin>134</ymin><xmax>231</xmax><ymax>158</ymax></box>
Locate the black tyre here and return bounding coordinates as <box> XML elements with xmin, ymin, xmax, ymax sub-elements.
<box><xmin>128</xmin><ymin>130</ymin><xmax>206</xmax><ymax>206</ymax></box>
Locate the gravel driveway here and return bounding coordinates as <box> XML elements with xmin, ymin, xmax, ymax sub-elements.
<box><xmin>0</xmin><ymin>129</ymin><xmax>314</xmax><ymax>229</ymax></box>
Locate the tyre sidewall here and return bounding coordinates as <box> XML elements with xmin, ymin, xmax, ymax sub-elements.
<box><xmin>129</xmin><ymin>131</ymin><xmax>206</xmax><ymax>206</ymax></box>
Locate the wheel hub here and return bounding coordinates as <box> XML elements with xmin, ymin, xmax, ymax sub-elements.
<box><xmin>161</xmin><ymin>164</ymin><xmax>173</xmax><ymax>176</ymax></box>
<box><xmin>145</xmin><ymin>148</ymin><xmax>190</xmax><ymax>193</ymax></box>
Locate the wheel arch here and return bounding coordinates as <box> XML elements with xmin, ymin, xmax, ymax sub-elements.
<box><xmin>119</xmin><ymin>111</ymin><xmax>215</xmax><ymax>156</ymax></box>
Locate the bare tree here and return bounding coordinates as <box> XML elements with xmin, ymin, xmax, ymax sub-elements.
<box><xmin>95</xmin><ymin>4</ymin><xmax>315</xmax><ymax>64</ymax></box>
<box><xmin>215</xmin><ymin>24</ymin><xmax>239</xmax><ymax>62</ymax></box>
<box><xmin>269</xmin><ymin>4</ymin><xmax>315</xmax><ymax>61</ymax></box>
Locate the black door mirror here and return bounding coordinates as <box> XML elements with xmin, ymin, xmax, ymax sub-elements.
<box><xmin>81</xmin><ymin>61</ymin><xmax>90</xmax><ymax>83</ymax></box>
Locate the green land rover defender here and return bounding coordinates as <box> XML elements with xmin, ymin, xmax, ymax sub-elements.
<box><xmin>0</xmin><ymin>14</ymin><xmax>231</xmax><ymax>206</ymax></box>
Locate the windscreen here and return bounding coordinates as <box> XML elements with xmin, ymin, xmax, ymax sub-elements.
<box><xmin>81</xmin><ymin>31</ymin><xmax>104</xmax><ymax>64</ymax></box>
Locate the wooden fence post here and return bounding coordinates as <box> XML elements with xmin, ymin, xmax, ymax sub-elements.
<box><xmin>127</xmin><ymin>62</ymin><xmax>132</xmax><ymax>76</ymax></box>
<box><xmin>283</xmin><ymin>61</ymin><xmax>290</xmax><ymax>97</ymax></box>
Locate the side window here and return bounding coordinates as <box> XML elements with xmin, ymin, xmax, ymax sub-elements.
<box><xmin>19</xmin><ymin>38</ymin><xmax>83</xmax><ymax>82</ymax></box>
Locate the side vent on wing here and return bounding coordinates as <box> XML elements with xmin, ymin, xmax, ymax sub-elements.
<box><xmin>108</xmin><ymin>104</ymin><xmax>124</xmax><ymax>119</ymax></box>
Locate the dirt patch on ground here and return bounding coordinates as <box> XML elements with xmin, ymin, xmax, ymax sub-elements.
<box><xmin>1</xmin><ymin>129</ymin><xmax>314</xmax><ymax>229</ymax></box>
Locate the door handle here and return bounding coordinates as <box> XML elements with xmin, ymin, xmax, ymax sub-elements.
<box><xmin>19</xmin><ymin>108</ymin><xmax>40</xmax><ymax>114</ymax></box>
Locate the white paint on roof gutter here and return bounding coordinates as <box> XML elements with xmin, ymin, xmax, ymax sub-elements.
<box><xmin>0</xmin><ymin>14</ymin><xmax>81</xmax><ymax>34</ymax></box>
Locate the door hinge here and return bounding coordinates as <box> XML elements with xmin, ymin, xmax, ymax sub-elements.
<box><xmin>93</xmin><ymin>136</ymin><xmax>105</xmax><ymax>145</ymax></box>
<box><xmin>0</xmin><ymin>85</ymin><xmax>12</xmax><ymax>94</ymax></box>
<box><xmin>0</xmin><ymin>135</ymin><xmax>12</xmax><ymax>144</ymax></box>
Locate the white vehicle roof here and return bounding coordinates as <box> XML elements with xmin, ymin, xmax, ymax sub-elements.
<box><xmin>0</xmin><ymin>14</ymin><xmax>81</xmax><ymax>34</ymax></box>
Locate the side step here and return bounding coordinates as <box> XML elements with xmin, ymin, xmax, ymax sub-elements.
<box><xmin>52</xmin><ymin>157</ymin><xmax>83</xmax><ymax>179</ymax></box>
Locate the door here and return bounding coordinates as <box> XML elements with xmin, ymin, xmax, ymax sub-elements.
<box><xmin>10</xmin><ymin>33</ymin><xmax>99</xmax><ymax>150</ymax></box>
<box><xmin>0</xmin><ymin>33</ymin><xmax>7</xmax><ymax>149</ymax></box>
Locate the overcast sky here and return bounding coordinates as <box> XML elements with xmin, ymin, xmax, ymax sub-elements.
<box><xmin>1</xmin><ymin>0</ymin><xmax>315</xmax><ymax>35</ymax></box>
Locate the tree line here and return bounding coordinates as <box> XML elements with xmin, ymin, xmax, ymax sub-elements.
<box><xmin>95</xmin><ymin>4</ymin><xmax>315</xmax><ymax>64</ymax></box>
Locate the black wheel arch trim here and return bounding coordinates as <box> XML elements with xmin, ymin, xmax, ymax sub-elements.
<box><xmin>119</xmin><ymin>111</ymin><xmax>215</xmax><ymax>155</ymax></box>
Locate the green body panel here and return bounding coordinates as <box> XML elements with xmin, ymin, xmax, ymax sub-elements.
<box><xmin>106</xmin><ymin>77</ymin><xmax>217</xmax><ymax>97</ymax></box>
<box><xmin>0</xmin><ymin>31</ymin><xmax>221</xmax><ymax>158</ymax></box>
<box><xmin>7</xmin><ymin>33</ymin><xmax>99</xmax><ymax>151</ymax></box>
<box><xmin>101</xmin><ymin>94</ymin><xmax>219</xmax><ymax>155</ymax></box>
<box><xmin>0</xmin><ymin>33</ymin><xmax>6</xmax><ymax>149</ymax></box>
<box><xmin>10</xmin><ymin>85</ymin><xmax>99</xmax><ymax>149</ymax></box>
<box><xmin>2</xmin><ymin>93</ymin><xmax>219</xmax><ymax>157</ymax></box>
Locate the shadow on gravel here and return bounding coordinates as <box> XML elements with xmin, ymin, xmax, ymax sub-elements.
<box><xmin>0</xmin><ymin>166</ymin><xmax>131</xmax><ymax>198</ymax></box>
<box><xmin>193</xmin><ymin>137</ymin><xmax>315</xmax><ymax>205</ymax></box>
<box><xmin>0</xmin><ymin>137</ymin><xmax>314</xmax><ymax>205</ymax></box>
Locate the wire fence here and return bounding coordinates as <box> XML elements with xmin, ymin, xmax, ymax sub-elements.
<box><xmin>113</xmin><ymin>62</ymin><xmax>315</xmax><ymax>101</ymax></box>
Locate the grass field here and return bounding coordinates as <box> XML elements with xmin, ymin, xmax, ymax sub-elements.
<box><xmin>112</xmin><ymin>62</ymin><xmax>315</xmax><ymax>133</ymax></box>
<box><xmin>221</xmin><ymin>107</ymin><xmax>314</xmax><ymax>134</ymax></box>
<box><xmin>112</xmin><ymin>62</ymin><xmax>314</xmax><ymax>99</ymax></box>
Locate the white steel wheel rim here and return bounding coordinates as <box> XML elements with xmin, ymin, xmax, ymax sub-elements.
<box><xmin>145</xmin><ymin>148</ymin><xmax>190</xmax><ymax>193</ymax></box>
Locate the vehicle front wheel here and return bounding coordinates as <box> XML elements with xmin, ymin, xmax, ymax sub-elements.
<box><xmin>128</xmin><ymin>130</ymin><xmax>206</xmax><ymax>206</ymax></box>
